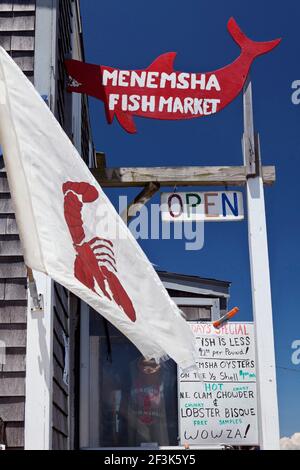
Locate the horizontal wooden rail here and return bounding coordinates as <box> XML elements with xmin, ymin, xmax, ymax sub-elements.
<box><xmin>91</xmin><ymin>165</ymin><xmax>275</xmax><ymax>188</ymax></box>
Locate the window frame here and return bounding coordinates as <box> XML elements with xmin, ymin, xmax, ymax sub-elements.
<box><xmin>174</xmin><ymin>297</ymin><xmax>220</xmax><ymax>322</ymax></box>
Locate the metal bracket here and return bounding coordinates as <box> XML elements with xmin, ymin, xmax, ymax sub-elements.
<box><xmin>243</xmin><ymin>77</ymin><xmax>261</xmax><ymax>179</ymax></box>
<box><xmin>242</xmin><ymin>133</ymin><xmax>256</xmax><ymax>177</ymax></box>
<box><xmin>254</xmin><ymin>132</ymin><xmax>262</xmax><ymax>174</ymax></box>
<box><xmin>27</xmin><ymin>268</ymin><xmax>44</xmax><ymax>312</ymax></box>
<box><xmin>242</xmin><ymin>132</ymin><xmax>261</xmax><ymax>179</ymax></box>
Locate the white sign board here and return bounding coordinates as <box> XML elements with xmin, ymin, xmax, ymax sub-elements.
<box><xmin>161</xmin><ymin>191</ymin><xmax>244</xmax><ymax>222</ymax></box>
<box><xmin>178</xmin><ymin>322</ymin><xmax>258</xmax><ymax>446</ymax></box>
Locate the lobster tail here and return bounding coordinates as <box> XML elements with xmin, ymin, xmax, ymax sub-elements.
<box><xmin>62</xmin><ymin>182</ymin><xmax>99</xmax><ymax>245</ymax></box>
<box><xmin>63</xmin><ymin>191</ymin><xmax>85</xmax><ymax>245</ymax></box>
<box><xmin>62</xmin><ymin>181</ymin><xmax>99</xmax><ymax>203</ymax></box>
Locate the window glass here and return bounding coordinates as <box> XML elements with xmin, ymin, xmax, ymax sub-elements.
<box><xmin>89</xmin><ymin>311</ymin><xmax>178</xmax><ymax>448</ymax></box>
<box><xmin>180</xmin><ymin>306</ymin><xmax>211</xmax><ymax>321</ymax></box>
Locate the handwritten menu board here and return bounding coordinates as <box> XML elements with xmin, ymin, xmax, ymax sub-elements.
<box><xmin>178</xmin><ymin>322</ymin><xmax>258</xmax><ymax>447</ymax></box>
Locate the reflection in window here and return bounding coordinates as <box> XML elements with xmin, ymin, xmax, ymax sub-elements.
<box><xmin>89</xmin><ymin>311</ymin><xmax>178</xmax><ymax>448</ymax></box>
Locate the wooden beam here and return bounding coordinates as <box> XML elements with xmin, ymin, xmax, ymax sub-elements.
<box><xmin>91</xmin><ymin>165</ymin><xmax>275</xmax><ymax>188</ymax></box>
<box><xmin>121</xmin><ymin>182</ymin><xmax>160</xmax><ymax>223</ymax></box>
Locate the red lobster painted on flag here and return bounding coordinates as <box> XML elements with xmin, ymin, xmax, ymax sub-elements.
<box><xmin>62</xmin><ymin>181</ymin><xmax>136</xmax><ymax>322</ymax></box>
<box><xmin>65</xmin><ymin>18</ymin><xmax>281</xmax><ymax>134</ymax></box>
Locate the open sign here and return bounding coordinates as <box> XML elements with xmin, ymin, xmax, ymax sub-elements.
<box><xmin>161</xmin><ymin>191</ymin><xmax>244</xmax><ymax>222</ymax></box>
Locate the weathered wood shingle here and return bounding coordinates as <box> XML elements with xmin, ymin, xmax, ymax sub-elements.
<box><xmin>1</xmin><ymin>0</ymin><xmax>93</xmax><ymax>450</ymax></box>
<box><xmin>0</xmin><ymin>175</ymin><xmax>27</xmax><ymax>449</ymax></box>
<box><xmin>0</xmin><ymin>1</ymin><xmax>35</xmax><ymax>12</ymax></box>
<box><xmin>0</xmin><ymin>1</ymin><xmax>35</xmax><ymax>448</ymax></box>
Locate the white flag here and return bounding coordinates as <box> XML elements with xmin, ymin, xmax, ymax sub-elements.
<box><xmin>0</xmin><ymin>47</ymin><xmax>196</xmax><ymax>370</ymax></box>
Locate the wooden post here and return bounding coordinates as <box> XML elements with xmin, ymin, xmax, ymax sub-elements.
<box><xmin>121</xmin><ymin>182</ymin><xmax>160</xmax><ymax>223</ymax></box>
<box><xmin>243</xmin><ymin>79</ymin><xmax>280</xmax><ymax>449</ymax></box>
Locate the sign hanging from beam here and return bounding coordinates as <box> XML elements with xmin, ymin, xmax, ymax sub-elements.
<box><xmin>161</xmin><ymin>191</ymin><xmax>244</xmax><ymax>222</ymax></box>
<box><xmin>65</xmin><ymin>18</ymin><xmax>280</xmax><ymax>134</ymax></box>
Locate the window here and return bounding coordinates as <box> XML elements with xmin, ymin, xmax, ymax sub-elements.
<box><xmin>80</xmin><ymin>296</ymin><xmax>220</xmax><ymax>448</ymax></box>
<box><xmin>87</xmin><ymin>313</ymin><xmax>178</xmax><ymax>448</ymax></box>
<box><xmin>180</xmin><ymin>306</ymin><xmax>211</xmax><ymax>321</ymax></box>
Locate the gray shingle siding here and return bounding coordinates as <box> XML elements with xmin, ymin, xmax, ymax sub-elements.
<box><xmin>0</xmin><ymin>0</ymin><xmax>36</xmax><ymax>450</ymax></box>
<box><xmin>0</xmin><ymin>169</ymin><xmax>28</xmax><ymax>450</ymax></box>
<box><xmin>0</xmin><ymin>0</ymin><xmax>93</xmax><ymax>449</ymax></box>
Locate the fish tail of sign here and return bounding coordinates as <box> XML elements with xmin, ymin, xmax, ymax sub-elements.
<box><xmin>228</xmin><ymin>17</ymin><xmax>281</xmax><ymax>58</ymax></box>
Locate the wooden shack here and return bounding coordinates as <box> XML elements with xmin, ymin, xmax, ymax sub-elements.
<box><xmin>0</xmin><ymin>0</ymin><xmax>230</xmax><ymax>450</ymax></box>
<box><xmin>0</xmin><ymin>0</ymin><xmax>94</xmax><ymax>450</ymax></box>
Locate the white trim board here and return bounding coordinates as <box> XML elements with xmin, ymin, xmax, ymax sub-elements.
<box><xmin>162</xmin><ymin>281</ymin><xmax>229</xmax><ymax>298</ymax></box>
<box><xmin>24</xmin><ymin>272</ymin><xmax>53</xmax><ymax>450</ymax></box>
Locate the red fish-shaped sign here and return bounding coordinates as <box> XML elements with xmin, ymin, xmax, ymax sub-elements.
<box><xmin>65</xmin><ymin>18</ymin><xmax>280</xmax><ymax>134</ymax></box>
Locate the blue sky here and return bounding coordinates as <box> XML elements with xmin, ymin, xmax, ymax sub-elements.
<box><xmin>81</xmin><ymin>0</ymin><xmax>300</xmax><ymax>438</ymax></box>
